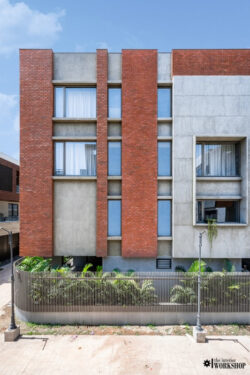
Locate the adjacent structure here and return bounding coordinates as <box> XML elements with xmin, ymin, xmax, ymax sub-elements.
<box><xmin>0</xmin><ymin>153</ymin><xmax>19</xmax><ymax>260</ymax></box>
<box><xmin>20</xmin><ymin>49</ymin><xmax>250</xmax><ymax>271</ymax></box>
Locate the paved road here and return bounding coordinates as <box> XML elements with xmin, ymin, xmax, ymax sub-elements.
<box><xmin>0</xmin><ymin>334</ymin><xmax>249</xmax><ymax>375</ymax></box>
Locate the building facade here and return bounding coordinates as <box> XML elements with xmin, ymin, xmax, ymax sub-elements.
<box><xmin>20</xmin><ymin>49</ymin><xmax>250</xmax><ymax>271</ymax></box>
<box><xmin>0</xmin><ymin>153</ymin><xmax>19</xmax><ymax>260</ymax></box>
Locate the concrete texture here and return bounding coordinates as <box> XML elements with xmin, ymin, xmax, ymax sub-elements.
<box><xmin>53</xmin><ymin>123</ymin><xmax>96</xmax><ymax>137</ymax></box>
<box><xmin>53</xmin><ymin>53</ymin><xmax>96</xmax><ymax>82</ymax></box>
<box><xmin>4</xmin><ymin>326</ymin><xmax>20</xmax><ymax>342</ymax></box>
<box><xmin>54</xmin><ymin>181</ymin><xmax>96</xmax><ymax>256</ymax></box>
<box><xmin>173</xmin><ymin>75</ymin><xmax>250</xmax><ymax>259</ymax></box>
<box><xmin>103</xmin><ymin>256</ymin><xmax>171</xmax><ymax>272</ymax></box>
<box><xmin>107</xmin><ymin>240</ymin><xmax>121</xmax><ymax>256</ymax></box>
<box><xmin>0</xmin><ymin>334</ymin><xmax>249</xmax><ymax>375</ymax></box>
<box><xmin>158</xmin><ymin>52</ymin><xmax>171</xmax><ymax>82</ymax></box>
<box><xmin>108</xmin><ymin>53</ymin><xmax>122</xmax><ymax>81</ymax></box>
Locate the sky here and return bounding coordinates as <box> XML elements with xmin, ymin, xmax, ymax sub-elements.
<box><xmin>1</xmin><ymin>0</ymin><xmax>250</xmax><ymax>161</ymax></box>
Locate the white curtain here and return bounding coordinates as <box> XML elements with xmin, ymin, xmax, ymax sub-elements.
<box><xmin>55</xmin><ymin>87</ymin><xmax>64</xmax><ymax>117</ymax></box>
<box><xmin>65</xmin><ymin>88</ymin><xmax>96</xmax><ymax>118</ymax></box>
<box><xmin>204</xmin><ymin>144</ymin><xmax>236</xmax><ymax>176</ymax></box>
<box><xmin>65</xmin><ymin>142</ymin><xmax>96</xmax><ymax>176</ymax></box>
<box><xmin>55</xmin><ymin>142</ymin><xmax>64</xmax><ymax>175</ymax></box>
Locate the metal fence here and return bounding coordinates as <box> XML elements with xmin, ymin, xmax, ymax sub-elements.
<box><xmin>14</xmin><ymin>265</ymin><xmax>250</xmax><ymax>314</ymax></box>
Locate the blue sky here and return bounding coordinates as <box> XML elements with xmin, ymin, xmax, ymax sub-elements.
<box><xmin>1</xmin><ymin>0</ymin><xmax>250</xmax><ymax>160</ymax></box>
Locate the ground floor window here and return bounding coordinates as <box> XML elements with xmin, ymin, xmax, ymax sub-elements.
<box><xmin>196</xmin><ymin>200</ymin><xmax>240</xmax><ymax>223</ymax></box>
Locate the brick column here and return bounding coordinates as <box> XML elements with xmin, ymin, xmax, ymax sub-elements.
<box><xmin>20</xmin><ymin>49</ymin><xmax>53</xmax><ymax>257</ymax></box>
<box><xmin>122</xmin><ymin>50</ymin><xmax>158</xmax><ymax>258</ymax></box>
<box><xmin>96</xmin><ymin>49</ymin><xmax>108</xmax><ymax>257</ymax></box>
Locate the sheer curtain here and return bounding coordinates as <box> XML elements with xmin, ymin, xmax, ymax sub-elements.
<box><xmin>65</xmin><ymin>142</ymin><xmax>96</xmax><ymax>176</ymax></box>
<box><xmin>204</xmin><ymin>144</ymin><xmax>236</xmax><ymax>176</ymax></box>
<box><xmin>55</xmin><ymin>143</ymin><xmax>64</xmax><ymax>175</ymax></box>
<box><xmin>66</xmin><ymin>88</ymin><xmax>96</xmax><ymax>118</ymax></box>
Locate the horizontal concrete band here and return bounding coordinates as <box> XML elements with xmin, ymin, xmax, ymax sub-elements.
<box><xmin>16</xmin><ymin>307</ymin><xmax>250</xmax><ymax>325</ymax></box>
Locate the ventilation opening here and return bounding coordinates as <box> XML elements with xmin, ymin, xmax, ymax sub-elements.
<box><xmin>156</xmin><ymin>258</ymin><xmax>172</xmax><ymax>270</ymax></box>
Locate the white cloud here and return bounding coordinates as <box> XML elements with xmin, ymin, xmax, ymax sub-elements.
<box><xmin>0</xmin><ymin>0</ymin><xmax>65</xmax><ymax>55</ymax></box>
<box><xmin>97</xmin><ymin>41</ymin><xmax>111</xmax><ymax>50</ymax></box>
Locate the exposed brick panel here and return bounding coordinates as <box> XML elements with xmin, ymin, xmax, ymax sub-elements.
<box><xmin>172</xmin><ymin>49</ymin><xmax>250</xmax><ymax>75</ymax></box>
<box><xmin>0</xmin><ymin>158</ymin><xmax>19</xmax><ymax>202</ymax></box>
<box><xmin>96</xmin><ymin>49</ymin><xmax>108</xmax><ymax>257</ymax></box>
<box><xmin>122</xmin><ymin>50</ymin><xmax>158</xmax><ymax>258</ymax></box>
<box><xmin>20</xmin><ymin>49</ymin><xmax>53</xmax><ymax>257</ymax></box>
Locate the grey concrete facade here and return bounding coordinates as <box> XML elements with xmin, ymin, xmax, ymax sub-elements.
<box><xmin>52</xmin><ymin>51</ymin><xmax>250</xmax><ymax>272</ymax></box>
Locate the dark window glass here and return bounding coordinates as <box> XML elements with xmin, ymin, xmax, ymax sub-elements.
<box><xmin>0</xmin><ymin>164</ymin><xmax>12</xmax><ymax>192</ymax></box>
<box><xmin>158</xmin><ymin>88</ymin><xmax>171</xmax><ymax>118</ymax></box>
<box><xmin>196</xmin><ymin>200</ymin><xmax>240</xmax><ymax>223</ymax></box>
<box><xmin>158</xmin><ymin>200</ymin><xmax>171</xmax><ymax>236</ymax></box>
<box><xmin>108</xmin><ymin>142</ymin><xmax>121</xmax><ymax>176</ymax></box>
<box><xmin>158</xmin><ymin>142</ymin><xmax>171</xmax><ymax>176</ymax></box>
<box><xmin>108</xmin><ymin>200</ymin><xmax>121</xmax><ymax>236</ymax></box>
<box><xmin>108</xmin><ymin>88</ymin><xmax>121</xmax><ymax>118</ymax></box>
<box><xmin>8</xmin><ymin>203</ymin><xmax>18</xmax><ymax>219</ymax></box>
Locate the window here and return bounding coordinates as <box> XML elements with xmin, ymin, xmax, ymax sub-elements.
<box><xmin>54</xmin><ymin>142</ymin><xmax>96</xmax><ymax>176</ymax></box>
<box><xmin>196</xmin><ymin>143</ymin><xmax>240</xmax><ymax>177</ymax></box>
<box><xmin>158</xmin><ymin>200</ymin><xmax>171</xmax><ymax>236</ymax></box>
<box><xmin>156</xmin><ymin>258</ymin><xmax>172</xmax><ymax>269</ymax></box>
<box><xmin>54</xmin><ymin>87</ymin><xmax>96</xmax><ymax>118</ymax></box>
<box><xmin>8</xmin><ymin>203</ymin><xmax>18</xmax><ymax>219</ymax></box>
<box><xmin>196</xmin><ymin>200</ymin><xmax>240</xmax><ymax>223</ymax></box>
<box><xmin>108</xmin><ymin>88</ymin><xmax>121</xmax><ymax>118</ymax></box>
<box><xmin>16</xmin><ymin>171</ymin><xmax>19</xmax><ymax>193</ymax></box>
<box><xmin>158</xmin><ymin>142</ymin><xmax>171</xmax><ymax>176</ymax></box>
<box><xmin>108</xmin><ymin>200</ymin><xmax>121</xmax><ymax>236</ymax></box>
<box><xmin>108</xmin><ymin>142</ymin><xmax>121</xmax><ymax>176</ymax></box>
<box><xmin>0</xmin><ymin>164</ymin><xmax>12</xmax><ymax>192</ymax></box>
<box><xmin>158</xmin><ymin>88</ymin><xmax>171</xmax><ymax>118</ymax></box>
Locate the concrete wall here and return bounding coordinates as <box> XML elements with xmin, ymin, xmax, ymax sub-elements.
<box><xmin>54</xmin><ymin>181</ymin><xmax>96</xmax><ymax>256</ymax></box>
<box><xmin>53</xmin><ymin>53</ymin><xmax>96</xmax><ymax>82</ymax></box>
<box><xmin>173</xmin><ymin>76</ymin><xmax>250</xmax><ymax>259</ymax></box>
<box><xmin>158</xmin><ymin>53</ymin><xmax>171</xmax><ymax>82</ymax></box>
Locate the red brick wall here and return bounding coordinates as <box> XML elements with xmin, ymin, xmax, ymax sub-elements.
<box><xmin>96</xmin><ymin>49</ymin><xmax>108</xmax><ymax>257</ymax></box>
<box><xmin>20</xmin><ymin>49</ymin><xmax>53</xmax><ymax>257</ymax></box>
<box><xmin>0</xmin><ymin>158</ymin><xmax>19</xmax><ymax>202</ymax></box>
<box><xmin>122</xmin><ymin>50</ymin><xmax>158</xmax><ymax>258</ymax></box>
<box><xmin>172</xmin><ymin>49</ymin><xmax>250</xmax><ymax>75</ymax></box>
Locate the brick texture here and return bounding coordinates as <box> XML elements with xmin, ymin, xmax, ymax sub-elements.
<box><xmin>0</xmin><ymin>158</ymin><xmax>19</xmax><ymax>202</ymax></box>
<box><xmin>20</xmin><ymin>49</ymin><xmax>53</xmax><ymax>257</ymax></box>
<box><xmin>96</xmin><ymin>49</ymin><xmax>108</xmax><ymax>257</ymax></box>
<box><xmin>122</xmin><ymin>50</ymin><xmax>158</xmax><ymax>258</ymax></box>
<box><xmin>172</xmin><ymin>49</ymin><xmax>250</xmax><ymax>75</ymax></box>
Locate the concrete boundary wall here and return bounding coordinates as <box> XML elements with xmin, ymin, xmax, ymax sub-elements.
<box><xmin>16</xmin><ymin>308</ymin><xmax>250</xmax><ymax>325</ymax></box>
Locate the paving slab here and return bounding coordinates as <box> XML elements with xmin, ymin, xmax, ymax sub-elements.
<box><xmin>0</xmin><ymin>334</ymin><xmax>249</xmax><ymax>375</ymax></box>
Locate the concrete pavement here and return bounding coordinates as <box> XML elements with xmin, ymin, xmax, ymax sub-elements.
<box><xmin>0</xmin><ymin>334</ymin><xmax>249</xmax><ymax>375</ymax></box>
<box><xmin>0</xmin><ymin>262</ymin><xmax>11</xmax><ymax>315</ymax></box>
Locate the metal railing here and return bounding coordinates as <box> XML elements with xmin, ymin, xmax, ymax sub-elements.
<box><xmin>14</xmin><ymin>265</ymin><xmax>250</xmax><ymax>314</ymax></box>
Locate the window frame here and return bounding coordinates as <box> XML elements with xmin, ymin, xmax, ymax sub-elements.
<box><xmin>54</xmin><ymin>86</ymin><xmax>97</xmax><ymax>118</ymax></box>
<box><xmin>108</xmin><ymin>199</ymin><xmax>122</xmax><ymax>237</ymax></box>
<box><xmin>108</xmin><ymin>87</ymin><xmax>122</xmax><ymax>119</ymax></box>
<box><xmin>196</xmin><ymin>141</ymin><xmax>241</xmax><ymax>177</ymax></box>
<box><xmin>157</xmin><ymin>87</ymin><xmax>172</xmax><ymax>119</ymax></box>
<box><xmin>157</xmin><ymin>141</ymin><xmax>172</xmax><ymax>176</ymax></box>
<box><xmin>54</xmin><ymin>141</ymin><xmax>97</xmax><ymax>176</ymax></box>
<box><xmin>108</xmin><ymin>141</ymin><xmax>122</xmax><ymax>176</ymax></box>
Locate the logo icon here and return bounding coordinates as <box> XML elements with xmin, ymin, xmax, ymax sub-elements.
<box><xmin>203</xmin><ymin>360</ymin><xmax>211</xmax><ymax>367</ymax></box>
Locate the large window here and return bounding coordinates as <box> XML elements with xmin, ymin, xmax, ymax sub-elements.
<box><xmin>158</xmin><ymin>142</ymin><xmax>171</xmax><ymax>176</ymax></box>
<box><xmin>158</xmin><ymin>88</ymin><xmax>171</xmax><ymax>118</ymax></box>
<box><xmin>54</xmin><ymin>142</ymin><xmax>96</xmax><ymax>176</ymax></box>
<box><xmin>196</xmin><ymin>143</ymin><xmax>240</xmax><ymax>177</ymax></box>
<box><xmin>108</xmin><ymin>88</ymin><xmax>121</xmax><ymax>118</ymax></box>
<box><xmin>196</xmin><ymin>200</ymin><xmax>240</xmax><ymax>223</ymax></box>
<box><xmin>108</xmin><ymin>200</ymin><xmax>121</xmax><ymax>236</ymax></box>
<box><xmin>54</xmin><ymin>87</ymin><xmax>96</xmax><ymax>118</ymax></box>
<box><xmin>108</xmin><ymin>142</ymin><xmax>121</xmax><ymax>176</ymax></box>
<box><xmin>0</xmin><ymin>164</ymin><xmax>12</xmax><ymax>192</ymax></box>
<box><xmin>158</xmin><ymin>200</ymin><xmax>171</xmax><ymax>236</ymax></box>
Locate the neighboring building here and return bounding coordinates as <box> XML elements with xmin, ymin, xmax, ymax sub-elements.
<box><xmin>20</xmin><ymin>49</ymin><xmax>250</xmax><ymax>272</ymax></box>
<box><xmin>0</xmin><ymin>153</ymin><xmax>19</xmax><ymax>260</ymax></box>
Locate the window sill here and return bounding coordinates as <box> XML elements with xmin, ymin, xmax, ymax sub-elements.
<box><xmin>108</xmin><ymin>118</ymin><xmax>122</xmax><ymax>122</ymax></box>
<box><xmin>52</xmin><ymin>80</ymin><xmax>96</xmax><ymax>86</ymax></box>
<box><xmin>157</xmin><ymin>117</ymin><xmax>172</xmax><ymax>122</ymax></box>
<box><xmin>157</xmin><ymin>176</ymin><xmax>172</xmax><ymax>180</ymax></box>
<box><xmin>107</xmin><ymin>196</ymin><xmax>121</xmax><ymax>199</ymax></box>
<box><xmin>194</xmin><ymin>223</ymin><xmax>247</xmax><ymax>227</ymax></box>
<box><xmin>52</xmin><ymin>117</ymin><xmax>97</xmax><ymax>123</ymax></box>
<box><xmin>196</xmin><ymin>195</ymin><xmax>242</xmax><ymax>200</ymax></box>
<box><xmin>158</xmin><ymin>236</ymin><xmax>172</xmax><ymax>240</ymax></box>
<box><xmin>52</xmin><ymin>136</ymin><xmax>97</xmax><ymax>141</ymax></box>
<box><xmin>108</xmin><ymin>136</ymin><xmax>122</xmax><ymax>141</ymax></box>
<box><xmin>107</xmin><ymin>236</ymin><xmax>122</xmax><ymax>240</ymax></box>
<box><xmin>53</xmin><ymin>176</ymin><xmax>97</xmax><ymax>181</ymax></box>
<box><xmin>196</xmin><ymin>176</ymin><xmax>242</xmax><ymax>181</ymax></box>
<box><xmin>158</xmin><ymin>196</ymin><xmax>172</xmax><ymax>200</ymax></box>
<box><xmin>107</xmin><ymin>176</ymin><xmax>122</xmax><ymax>180</ymax></box>
<box><xmin>157</xmin><ymin>136</ymin><xmax>172</xmax><ymax>141</ymax></box>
